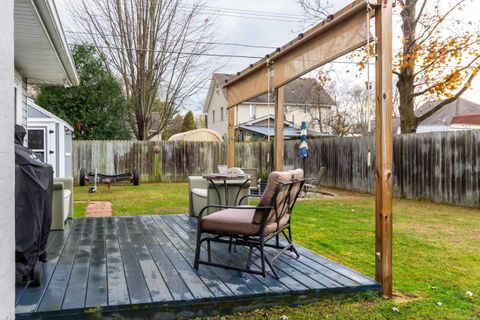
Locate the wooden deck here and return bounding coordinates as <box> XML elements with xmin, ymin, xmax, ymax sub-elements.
<box><xmin>15</xmin><ymin>215</ymin><xmax>380</xmax><ymax>319</ymax></box>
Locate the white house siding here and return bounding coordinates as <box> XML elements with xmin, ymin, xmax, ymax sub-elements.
<box><xmin>0</xmin><ymin>0</ymin><xmax>15</xmax><ymax>317</ymax></box>
<box><xmin>208</xmin><ymin>101</ymin><xmax>328</xmax><ymax>135</ymax></box>
<box><xmin>416</xmin><ymin>124</ymin><xmax>449</xmax><ymax>133</ymax></box>
<box><xmin>236</xmin><ymin>103</ymin><xmax>273</xmax><ymax>125</ymax></box>
<box><xmin>206</xmin><ymin>84</ymin><xmax>229</xmax><ymax>136</ymax></box>
<box><xmin>14</xmin><ymin>70</ymin><xmax>27</xmax><ymax>127</ymax></box>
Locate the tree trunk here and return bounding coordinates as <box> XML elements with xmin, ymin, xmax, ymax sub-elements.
<box><xmin>397</xmin><ymin>69</ymin><xmax>417</xmax><ymax>133</ymax></box>
<box><xmin>396</xmin><ymin>0</ymin><xmax>418</xmax><ymax>133</ymax></box>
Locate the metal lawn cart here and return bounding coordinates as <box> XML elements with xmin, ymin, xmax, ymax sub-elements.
<box><xmin>79</xmin><ymin>168</ymin><xmax>140</xmax><ymax>188</ymax></box>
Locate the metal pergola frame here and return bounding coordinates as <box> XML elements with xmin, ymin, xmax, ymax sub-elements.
<box><xmin>223</xmin><ymin>0</ymin><xmax>393</xmax><ymax>298</ymax></box>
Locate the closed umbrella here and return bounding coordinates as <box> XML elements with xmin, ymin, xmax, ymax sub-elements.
<box><xmin>299</xmin><ymin>120</ymin><xmax>309</xmax><ymax>159</ymax></box>
<box><xmin>299</xmin><ymin>121</ymin><xmax>309</xmax><ymax>179</ymax></box>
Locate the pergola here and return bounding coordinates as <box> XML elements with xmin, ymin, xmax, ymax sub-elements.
<box><xmin>224</xmin><ymin>0</ymin><xmax>393</xmax><ymax>298</ymax></box>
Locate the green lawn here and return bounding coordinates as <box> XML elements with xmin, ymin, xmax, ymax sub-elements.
<box><xmin>73</xmin><ymin>183</ymin><xmax>480</xmax><ymax>319</ymax></box>
<box><xmin>74</xmin><ymin>183</ymin><xmax>189</xmax><ymax>216</ymax></box>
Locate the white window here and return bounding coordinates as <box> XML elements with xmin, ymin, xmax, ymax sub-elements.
<box><xmin>249</xmin><ymin>104</ymin><xmax>256</xmax><ymax>119</ymax></box>
<box><xmin>27</xmin><ymin>129</ymin><xmax>47</xmax><ymax>162</ymax></box>
<box><xmin>220</xmin><ymin>107</ymin><xmax>224</xmax><ymax>121</ymax></box>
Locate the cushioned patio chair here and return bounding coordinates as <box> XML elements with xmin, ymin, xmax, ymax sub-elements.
<box><xmin>51</xmin><ymin>177</ymin><xmax>73</xmax><ymax>230</ymax></box>
<box><xmin>194</xmin><ymin>169</ymin><xmax>305</xmax><ymax>278</ymax></box>
<box><xmin>304</xmin><ymin>167</ymin><xmax>326</xmax><ymax>195</ymax></box>
<box><xmin>188</xmin><ymin>176</ymin><xmax>250</xmax><ymax>217</ymax></box>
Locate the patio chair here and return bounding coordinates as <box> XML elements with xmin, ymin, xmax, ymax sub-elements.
<box><xmin>188</xmin><ymin>176</ymin><xmax>250</xmax><ymax>217</ymax></box>
<box><xmin>51</xmin><ymin>177</ymin><xmax>73</xmax><ymax>230</ymax></box>
<box><xmin>304</xmin><ymin>167</ymin><xmax>326</xmax><ymax>195</ymax></box>
<box><xmin>242</xmin><ymin>168</ymin><xmax>261</xmax><ymax>196</ymax></box>
<box><xmin>194</xmin><ymin>169</ymin><xmax>305</xmax><ymax>278</ymax></box>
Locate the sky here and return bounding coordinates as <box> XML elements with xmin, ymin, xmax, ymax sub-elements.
<box><xmin>56</xmin><ymin>0</ymin><xmax>480</xmax><ymax>113</ymax></box>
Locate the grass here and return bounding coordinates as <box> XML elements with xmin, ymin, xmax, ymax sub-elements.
<box><xmin>74</xmin><ymin>182</ymin><xmax>189</xmax><ymax>216</ymax></box>
<box><xmin>72</xmin><ymin>183</ymin><xmax>480</xmax><ymax>319</ymax></box>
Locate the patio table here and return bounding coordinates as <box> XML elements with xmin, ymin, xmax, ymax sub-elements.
<box><xmin>202</xmin><ymin>173</ymin><xmax>251</xmax><ymax>206</ymax></box>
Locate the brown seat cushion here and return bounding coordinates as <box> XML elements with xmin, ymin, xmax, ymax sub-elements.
<box><xmin>201</xmin><ymin>208</ymin><xmax>260</xmax><ymax>236</ymax></box>
<box><xmin>202</xmin><ymin>169</ymin><xmax>304</xmax><ymax>237</ymax></box>
<box><xmin>201</xmin><ymin>208</ymin><xmax>292</xmax><ymax>236</ymax></box>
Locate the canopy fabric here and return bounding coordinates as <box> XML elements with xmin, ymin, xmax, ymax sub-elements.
<box><xmin>224</xmin><ymin>1</ymin><xmax>370</xmax><ymax>108</ymax></box>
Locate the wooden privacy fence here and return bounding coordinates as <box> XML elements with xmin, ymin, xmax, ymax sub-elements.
<box><xmin>283</xmin><ymin>130</ymin><xmax>480</xmax><ymax>208</ymax></box>
<box><xmin>73</xmin><ymin>140</ymin><xmax>273</xmax><ymax>183</ymax></box>
<box><xmin>73</xmin><ymin>130</ymin><xmax>480</xmax><ymax>207</ymax></box>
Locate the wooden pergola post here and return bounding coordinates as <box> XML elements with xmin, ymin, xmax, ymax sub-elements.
<box><xmin>374</xmin><ymin>0</ymin><xmax>393</xmax><ymax>298</ymax></box>
<box><xmin>274</xmin><ymin>87</ymin><xmax>285</xmax><ymax>171</ymax></box>
<box><xmin>228</xmin><ymin>106</ymin><xmax>235</xmax><ymax>167</ymax></box>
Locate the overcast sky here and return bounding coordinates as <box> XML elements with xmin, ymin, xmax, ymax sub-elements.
<box><xmin>56</xmin><ymin>0</ymin><xmax>480</xmax><ymax>113</ymax></box>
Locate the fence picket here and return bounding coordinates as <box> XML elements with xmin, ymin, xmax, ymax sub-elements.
<box><xmin>73</xmin><ymin>131</ymin><xmax>480</xmax><ymax>207</ymax></box>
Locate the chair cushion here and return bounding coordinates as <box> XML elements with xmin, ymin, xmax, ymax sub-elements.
<box><xmin>201</xmin><ymin>208</ymin><xmax>292</xmax><ymax>236</ymax></box>
<box><xmin>191</xmin><ymin>188</ymin><xmax>208</xmax><ymax>198</ymax></box>
<box><xmin>201</xmin><ymin>208</ymin><xmax>260</xmax><ymax>236</ymax></box>
<box><xmin>253</xmin><ymin>169</ymin><xmax>303</xmax><ymax>224</ymax></box>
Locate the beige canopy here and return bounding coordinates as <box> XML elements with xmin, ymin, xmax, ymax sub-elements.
<box><xmin>168</xmin><ymin>129</ymin><xmax>223</xmax><ymax>142</ymax></box>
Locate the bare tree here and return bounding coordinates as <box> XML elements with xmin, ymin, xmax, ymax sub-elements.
<box><xmin>346</xmin><ymin>84</ymin><xmax>373</xmax><ymax>136</ymax></box>
<box><xmin>323</xmin><ymin>105</ymin><xmax>354</xmax><ymax>136</ymax></box>
<box><xmin>297</xmin><ymin>0</ymin><xmax>480</xmax><ymax>133</ymax></box>
<box><xmin>321</xmin><ymin>79</ymin><xmax>356</xmax><ymax>136</ymax></box>
<box><xmin>73</xmin><ymin>0</ymin><xmax>216</xmax><ymax>140</ymax></box>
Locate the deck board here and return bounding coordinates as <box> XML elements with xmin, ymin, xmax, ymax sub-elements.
<box><xmin>36</xmin><ymin>219</ymin><xmax>86</xmax><ymax>312</ymax></box>
<box><xmin>159</xmin><ymin>215</ymin><xmax>270</xmax><ymax>294</ymax></box>
<box><xmin>15</xmin><ymin>215</ymin><xmax>380</xmax><ymax>319</ymax></box>
<box><xmin>85</xmin><ymin>218</ymin><xmax>108</xmax><ymax>308</ymax></box>
<box><xmin>61</xmin><ymin>218</ymin><xmax>94</xmax><ymax>310</ymax></box>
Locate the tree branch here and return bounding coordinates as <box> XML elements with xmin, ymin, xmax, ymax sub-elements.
<box><xmin>416</xmin><ymin>64</ymin><xmax>479</xmax><ymax>123</ymax></box>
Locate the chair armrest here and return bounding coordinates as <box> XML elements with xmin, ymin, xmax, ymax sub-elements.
<box><xmin>53</xmin><ymin>181</ymin><xmax>64</xmax><ymax>190</ymax></box>
<box><xmin>188</xmin><ymin>176</ymin><xmax>208</xmax><ymax>190</ymax></box>
<box><xmin>197</xmin><ymin>204</ymin><xmax>272</xmax><ymax>220</ymax></box>
<box><xmin>55</xmin><ymin>177</ymin><xmax>73</xmax><ymax>192</ymax></box>
<box><xmin>238</xmin><ymin>194</ymin><xmax>261</xmax><ymax>204</ymax></box>
<box><xmin>54</xmin><ymin>177</ymin><xmax>74</xmax><ymax>218</ymax></box>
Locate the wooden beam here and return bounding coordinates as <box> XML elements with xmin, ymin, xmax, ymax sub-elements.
<box><xmin>225</xmin><ymin>8</ymin><xmax>370</xmax><ymax>108</ymax></box>
<box><xmin>375</xmin><ymin>0</ymin><xmax>393</xmax><ymax>299</ymax></box>
<box><xmin>274</xmin><ymin>87</ymin><xmax>285</xmax><ymax>171</ymax></box>
<box><xmin>227</xmin><ymin>106</ymin><xmax>235</xmax><ymax>167</ymax></box>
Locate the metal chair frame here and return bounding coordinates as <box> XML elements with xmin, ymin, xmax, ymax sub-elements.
<box><xmin>194</xmin><ymin>179</ymin><xmax>305</xmax><ymax>278</ymax></box>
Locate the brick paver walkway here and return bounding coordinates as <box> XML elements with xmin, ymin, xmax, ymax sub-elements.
<box><xmin>85</xmin><ymin>201</ymin><xmax>113</xmax><ymax>217</ymax></box>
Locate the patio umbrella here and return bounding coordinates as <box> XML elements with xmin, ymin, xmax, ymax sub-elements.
<box><xmin>299</xmin><ymin>120</ymin><xmax>309</xmax><ymax>159</ymax></box>
<box><xmin>298</xmin><ymin>120</ymin><xmax>309</xmax><ymax>177</ymax></box>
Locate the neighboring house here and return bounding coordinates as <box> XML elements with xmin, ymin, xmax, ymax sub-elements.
<box><xmin>370</xmin><ymin>98</ymin><xmax>480</xmax><ymax>135</ymax></box>
<box><xmin>237</xmin><ymin>114</ymin><xmax>330</xmax><ymax>142</ymax></box>
<box><xmin>416</xmin><ymin>98</ymin><xmax>480</xmax><ymax>133</ymax></box>
<box><xmin>27</xmin><ymin>99</ymin><xmax>74</xmax><ymax>178</ymax></box>
<box><xmin>203</xmin><ymin>73</ymin><xmax>335</xmax><ymax>137</ymax></box>
<box><xmin>449</xmin><ymin>113</ymin><xmax>480</xmax><ymax>130</ymax></box>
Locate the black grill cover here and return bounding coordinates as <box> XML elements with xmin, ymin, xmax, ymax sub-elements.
<box><xmin>15</xmin><ymin>125</ymin><xmax>53</xmax><ymax>281</ymax></box>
